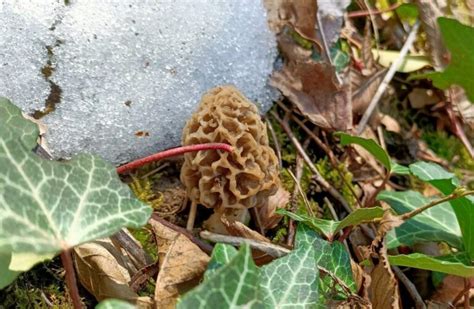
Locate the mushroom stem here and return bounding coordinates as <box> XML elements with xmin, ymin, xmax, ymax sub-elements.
<box><xmin>116</xmin><ymin>143</ymin><xmax>233</xmax><ymax>174</ymax></box>
<box><xmin>186</xmin><ymin>201</ymin><xmax>198</xmax><ymax>231</ymax></box>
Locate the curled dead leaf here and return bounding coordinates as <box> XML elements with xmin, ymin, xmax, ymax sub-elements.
<box><xmin>73</xmin><ymin>239</ymin><xmax>153</xmax><ymax>308</ymax></box>
<box><xmin>368</xmin><ymin>243</ymin><xmax>400</xmax><ymax>309</ymax></box>
<box><xmin>271</xmin><ymin>61</ymin><xmax>352</xmax><ymax>131</ymax></box>
<box><xmin>264</xmin><ymin>0</ymin><xmax>320</xmax><ymax>48</ymax></box>
<box><xmin>150</xmin><ymin>219</ymin><xmax>209</xmax><ymax>308</ymax></box>
<box><xmin>379</xmin><ymin>113</ymin><xmax>401</xmax><ymax>133</ymax></box>
<box><xmin>430</xmin><ymin>275</ymin><xmax>474</xmax><ymax>306</ymax></box>
<box><xmin>221</xmin><ymin>216</ymin><xmax>270</xmax><ymax>243</ymax></box>
<box><xmin>258</xmin><ymin>186</ymin><xmax>290</xmax><ymax>230</ymax></box>
<box><xmin>351</xmin><ymin>260</ymin><xmax>371</xmax><ymax>304</ymax></box>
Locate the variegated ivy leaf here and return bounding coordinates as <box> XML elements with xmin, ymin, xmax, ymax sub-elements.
<box><xmin>296</xmin><ymin>224</ymin><xmax>356</xmax><ymax>304</ymax></box>
<box><xmin>203</xmin><ymin>243</ymin><xmax>238</xmax><ymax>281</ymax></box>
<box><xmin>409</xmin><ymin>161</ymin><xmax>474</xmax><ymax>259</ymax></box>
<box><xmin>0</xmin><ymin>97</ymin><xmax>38</xmax><ymax>148</ymax></box>
<box><xmin>0</xmin><ymin>98</ymin><xmax>152</xmax><ymax>255</ymax></box>
<box><xmin>178</xmin><ymin>245</ymin><xmax>263</xmax><ymax>308</ymax></box>
<box><xmin>0</xmin><ymin>253</ymin><xmax>20</xmax><ymax>289</ymax></box>
<box><xmin>181</xmin><ymin>231</ymin><xmax>321</xmax><ymax>308</ymax></box>
<box><xmin>378</xmin><ymin>190</ymin><xmax>463</xmax><ymax>249</ymax></box>
<box><xmin>96</xmin><ymin>299</ymin><xmax>136</xmax><ymax>309</ymax></box>
<box><xmin>260</xmin><ymin>240</ymin><xmax>319</xmax><ymax>307</ymax></box>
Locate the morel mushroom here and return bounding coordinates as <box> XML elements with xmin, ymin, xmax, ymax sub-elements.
<box><xmin>181</xmin><ymin>85</ymin><xmax>280</xmax><ymax>231</ymax></box>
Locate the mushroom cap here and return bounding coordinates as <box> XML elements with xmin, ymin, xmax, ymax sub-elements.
<box><xmin>180</xmin><ymin>85</ymin><xmax>279</xmax><ymax>210</ymax></box>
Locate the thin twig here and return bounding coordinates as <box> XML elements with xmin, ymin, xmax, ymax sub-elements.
<box><xmin>111</xmin><ymin>229</ymin><xmax>153</xmax><ymax>268</ymax></box>
<box><xmin>287</xmin><ymin>114</ymin><xmax>362</xmax><ymax>208</ymax></box>
<box><xmin>392</xmin><ymin>265</ymin><xmax>426</xmax><ymax>309</ymax></box>
<box><xmin>140</xmin><ymin>162</ymin><xmax>169</xmax><ymax>179</ymax></box>
<box><xmin>264</xmin><ymin>115</ymin><xmax>282</xmax><ymax>168</ymax></box>
<box><xmin>363</xmin><ymin>0</ymin><xmax>380</xmax><ymax>50</ymax></box>
<box><xmin>287</xmin><ymin>168</ymin><xmax>315</xmax><ymax>217</ymax></box>
<box><xmin>287</xmin><ymin>152</ymin><xmax>305</xmax><ymax>247</ymax></box>
<box><xmin>116</xmin><ymin>143</ymin><xmax>233</xmax><ymax>174</ymax></box>
<box><xmin>452</xmin><ymin>279</ymin><xmax>472</xmax><ymax>306</ymax></box>
<box><xmin>149</xmin><ymin>213</ymin><xmax>213</xmax><ymax>254</ymax></box>
<box><xmin>348</xmin><ymin>3</ymin><xmax>402</xmax><ymax>18</ymax></box>
<box><xmin>200</xmin><ymin>230</ymin><xmax>290</xmax><ymax>258</ymax></box>
<box><xmin>60</xmin><ymin>249</ymin><xmax>82</xmax><ymax>309</ymax></box>
<box><xmin>464</xmin><ymin>278</ymin><xmax>471</xmax><ymax>309</ymax></box>
<box><xmin>271</xmin><ymin>112</ymin><xmax>353</xmax><ymax>213</ymax></box>
<box><xmin>316</xmin><ymin>11</ymin><xmax>343</xmax><ymax>85</ymax></box>
<box><xmin>401</xmin><ymin>189</ymin><xmax>474</xmax><ymax>221</ymax></box>
<box><xmin>357</xmin><ymin>20</ymin><xmax>420</xmax><ymax>135</ymax></box>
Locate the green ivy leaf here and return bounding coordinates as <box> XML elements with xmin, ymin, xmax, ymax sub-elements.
<box><xmin>296</xmin><ymin>224</ymin><xmax>356</xmax><ymax>303</ymax></box>
<box><xmin>377</xmin><ymin>190</ymin><xmax>463</xmax><ymax>249</ymax></box>
<box><xmin>181</xmin><ymin>227</ymin><xmax>323</xmax><ymax>308</ymax></box>
<box><xmin>388</xmin><ymin>253</ymin><xmax>474</xmax><ymax>277</ymax></box>
<box><xmin>96</xmin><ymin>299</ymin><xmax>136</xmax><ymax>309</ymax></box>
<box><xmin>409</xmin><ymin>161</ymin><xmax>474</xmax><ymax>259</ymax></box>
<box><xmin>260</xmin><ymin>241</ymin><xmax>319</xmax><ymax>307</ymax></box>
<box><xmin>0</xmin><ymin>97</ymin><xmax>38</xmax><ymax>148</ymax></box>
<box><xmin>204</xmin><ymin>243</ymin><xmax>238</xmax><ymax>281</ymax></box>
<box><xmin>178</xmin><ymin>245</ymin><xmax>263</xmax><ymax>308</ymax></box>
<box><xmin>424</xmin><ymin>18</ymin><xmax>474</xmax><ymax>103</ymax></box>
<box><xmin>279</xmin><ymin>207</ymin><xmax>384</xmax><ymax>240</ymax></box>
<box><xmin>0</xmin><ymin>99</ymin><xmax>152</xmax><ymax>256</ymax></box>
<box><xmin>0</xmin><ymin>253</ymin><xmax>20</xmax><ymax>289</ymax></box>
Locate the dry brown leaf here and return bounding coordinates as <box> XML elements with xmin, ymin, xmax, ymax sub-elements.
<box><xmin>375</xmin><ymin>206</ymin><xmax>404</xmax><ymax>245</ymax></box>
<box><xmin>352</xmin><ymin>70</ymin><xmax>385</xmax><ymax>115</ymax></box>
<box><xmin>430</xmin><ymin>275</ymin><xmax>474</xmax><ymax>306</ymax></box>
<box><xmin>368</xmin><ymin>243</ymin><xmax>400</xmax><ymax>309</ymax></box>
<box><xmin>73</xmin><ymin>239</ymin><xmax>153</xmax><ymax>307</ymax></box>
<box><xmin>351</xmin><ymin>128</ymin><xmax>385</xmax><ymax>176</ymax></box>
<box><xmin>415</xmin><ymin>0</ymin><xmax>448</xmax><ymax>70</ymax></box>
<box><xmin>271</xmin><ymin>61</ymin><xmax>352</xmax><ymax>131</ymax></box>
<box><xmin>351</xmin><ymin>260</ymin><xmax>372</xmax><ymax>304</ymax></box>
<box><xmin>258</xmin><ymin>186</ymin><xmax>290</xmax><ymax>230</ymax></box>
<box><xmin>361</xmin><ymin>19</ymin><xmax>376</xmax><ymax>74</ymax></box>
<box><xmin>203</xmin><ymin>208</ymin><xmax>250</xmax><ymax>235</ymax></box>
<box><xmin>221</xmin><ymin>216</ymin><xmax>270</xmax><ymax>243</ymax></box>
<box><xmin>408</xmin><ymin>88</ymin><xmax>441</xmax><ymax>109</ymax></box>
<box><xmin>379</xmin><ymin>113</ymin><xmax>401</xmax><ymax>133</ymax></box>
<box><xmin>264</xmin><ymin>0</ymin><xmax>319</xmax><ymax>45</ymax></box>
<box><xmin>150</xmin><ymin>220</ymin><xmax>210</xmax><ymax>308</ymax></box>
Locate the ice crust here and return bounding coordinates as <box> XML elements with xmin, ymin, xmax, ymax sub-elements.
<box><xmin>0</xmin><ymin>0</ymin><xmax>277</xmax><ymax>164</ymax></box>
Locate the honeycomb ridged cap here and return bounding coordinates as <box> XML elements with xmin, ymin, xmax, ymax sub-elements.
<box><xmin>181</xmin><ymin>85</ymin><xmax>279</xmax><ymax>210</ymax></box>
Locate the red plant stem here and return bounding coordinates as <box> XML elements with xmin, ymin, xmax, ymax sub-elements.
<box><xmin>60</xmin><ymin>249</ymin><xmax>82</xmax><ymax>309</ymax></box>
<box><xmin>338</xmin><ymin>226</ymin><xmax>353</xmax><ymax>243</ymax></box>
<box><xmin>116</xmin><ymin>143</ymin><xmax>233</xmax><ymax>174</ymax></box>
<box><xmin>348</xmin><ymin>3</ymin><xmax>401</xmax><ymax>18</ymax></box>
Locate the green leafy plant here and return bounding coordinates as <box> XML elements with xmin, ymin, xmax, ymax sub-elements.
<box><xmin>335</xmin><ymin>133</ymin><xmax>474</xmax><ymax>278</ymax></box>
<box><xmin>0</xmin><ymin>98</ymin><xmax>153</xmax><ymax>305</ymax></box>
<box><xmin>422</xmin><ymin>17</ymin><xmax>474</xmax><ymax>102</ymax></box>
<box><xmin>178</xmin><ymin>224</ymin><xmax>357</xmax><ymax>308</ymax></box>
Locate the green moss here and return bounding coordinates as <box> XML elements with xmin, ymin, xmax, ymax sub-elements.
<box><xmin>0</xmin><ymin>259</ymin><xmax>84</xmax><ymax>308</ymax></box>
<box><xmin>128</xmin><ymin>225</ymin><xmax>157</xmax><ymax>261</ymax></box>
<box><xmin>288</xmin><ymin>29</ymin><xmax>313</xmax><ymax>50</ymax></box>
<box><xmin>315</xmin><ymin>158</ymin><xmax>357</xmax><ymax>208</ymax></box>
<box><xmin>129</xmin><ymin>175</ymin><xmax>163</xmax><ymax>210</ymax></box>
